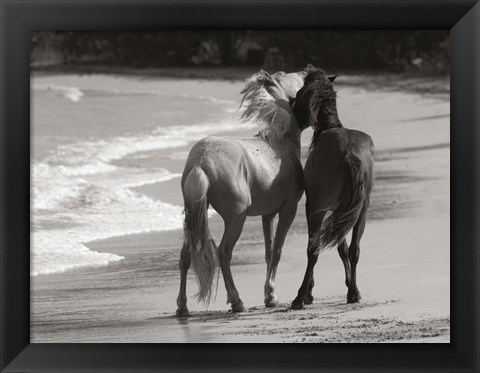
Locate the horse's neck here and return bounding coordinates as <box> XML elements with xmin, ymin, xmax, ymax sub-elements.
<box><xmin>317</xmin><ymin>105</ymin><xmax>342</xmax><ymax>132</ymax></box>
<box><xmin>263</xmin><ymin>100</ymin><xmax>302</xmax><ymax>158</ymax></box>
<box><xmin>259</xmin><ymin>123</ymin><xmax>301</xmax><ymax>157</ymax></box>
<box><xmin>310</xmin><ymin>109</ymin><xmax>343</xmax><ymax>150</ymax></box>
<box><xmin>279</xmin><ymin>100</ymin><xmax>302</xmax><ymax>158</ymax></box>
<box><xmin>283</xmin><ymin>119</ymin><xmax>302</xmax><ymax>158</ymax></box>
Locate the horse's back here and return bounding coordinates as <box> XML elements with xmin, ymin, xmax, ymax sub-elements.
<box><xmin>316</xmin><ymin>127</ymin><xmax>373</xmax><ymax>155</ymax></box>
<box><xmin>183</xmin><ymin>136</ymin><xmax>303</xmax><ymax>217</ymax></box>
<box><xmin>183</xmin><ymin>136</ymin><xmax>250</xmax><ymax>200</ymax></box>
<box><xmin>305</xmin><ymin>127</ymin><xmax>374</xmax><ymax>210</ymax></box>
<box><xmin>184</xmin><ymin>136</ymin><xmax>246</xmax><ymax>177</ymax></box>
<box><xmin>345</xmin><ymin>129</ymin><xmax>375</xmax><ymax>160</ymax></box>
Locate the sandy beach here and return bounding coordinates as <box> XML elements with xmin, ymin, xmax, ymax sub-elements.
<box><xmin>31</xmin><ymin>72</ymin><xmax>450</xmax><ymax>343</ymax></box>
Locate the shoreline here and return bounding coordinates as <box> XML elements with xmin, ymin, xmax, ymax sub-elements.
<box><xmin>32</xmin><ymin>141</ymin><xmax>450</xmax><ymax>342</ymax></box>
<box><xmin>31</xmin><ymin>65</ymin><xmax>450</xmax><ymax>98</ymax></box>
<box><xmin>31</xmin><ymin>73</ymin><xmax>450</xmax><ymax>343</ymax></box>
<box><xmin>32</xmin><ymin>212</ymin><xmax>450</xmax><ymax>343</ymax></box>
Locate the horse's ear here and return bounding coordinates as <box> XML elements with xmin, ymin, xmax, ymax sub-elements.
<box><xmin>305</xmin><ymin>64</ymin><xmax>316</xmax><ymax>71</ymax></box>
<box><xmin>328</xmin><ymin>75</ymin><xmax>337</xmax><ymax>83</ymax></box>
<box><xmin>258</xmin><ymin>69</ymin><xmax>274</xmax><ymax>85</ymax></box>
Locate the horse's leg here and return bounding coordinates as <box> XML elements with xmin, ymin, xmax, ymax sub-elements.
<box><xmin>337</xmin><ymin>238</ymin><xmax>351</xmax><ymax>288</ymax></box>
<box><xmin>305</xmin><ymin>276</ymin><xmax>315</xmax><ymax>305</ymax></box>
<box><xmin>218</xmin><ymin>212</ymin><xmax>247</xmax><ymax>312</ymax></box>
<box><xmin>175</xmin><ymin>242</ymin><xmax>191</xmax><ymax>317</ymax></box>
<box><xmin>264</xmin><ymin>205</ymin><xmax>297</xmax><ymax>308</ymax></box>
<box><xmin>291</xmin><ymin>210</ymin><xmax>326</xmax><ymax>310</ymax></box>
<box><xmin>262</xmin><ymin>214</ymin><xmax>275</xmax><ymax>269</ymax></box>
<box><xmin>262</xmin><ymin>214</ymin><xmax>275</xmax><ymax>300</ymax></box>
<box><xmin>347</xmin><ymin>202</ymin><xmax>368</xmax><ymax>303</ymax></box>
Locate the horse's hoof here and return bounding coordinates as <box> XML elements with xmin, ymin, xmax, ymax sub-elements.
<box><xmin>265</xmin><ymin>296</ymin><xmax>279</xmax><ymax>308</ymax></box>
<box><xmin>347</xmin><ymin>292</ymin><xmax>361</xmax><ymax>303</ymax></box>
<box><xmin>304</xmin><ymin>295</ymin><xmax>314</xmax><ymax>305</ymax></box>
<box><xmin>290</xmin><ymin>300</ymin><xmax>305</xmax><ymax>310</ymax></box>
<box><xmin>175</xmin><ymin>307</ymin><xmax>190</xmax><ymax>317</ymax></box>
<box><xmin>231</xmin><ymin>300</ymin><xmax>246</xmax><ymax>313</ymax></box>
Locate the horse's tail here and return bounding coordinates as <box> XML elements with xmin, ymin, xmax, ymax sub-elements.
<box><xmin>182</xmin><ymin>167</ymin><xmax>217</xmax><ymax>305</ymax></box>
<box><xmin>313</xmin><ymin>153</ymin><xmax>366</xmax><ymax>254</ymax></box>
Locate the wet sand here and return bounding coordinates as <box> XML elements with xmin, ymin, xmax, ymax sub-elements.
<box><xmin>31</xmin><ymin>74</ymin><xmax>450</xmax><ymax>343</ymax></box>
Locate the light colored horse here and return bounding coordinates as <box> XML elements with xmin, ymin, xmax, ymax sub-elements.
<box><xmin>176</xmin><ymin>69</ymin><xmax>306</xmax><ymax>316</ymax></box>
<box><xmin>291</xmin><ymin>66</ymin><xmax>375</xmax><ymax>309</ymax></box>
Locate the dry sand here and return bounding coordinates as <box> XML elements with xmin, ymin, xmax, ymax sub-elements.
<box><xmin>31</xmin><ymin>74</ymin><xmax>450</xmax><ymax>343</ymax></box>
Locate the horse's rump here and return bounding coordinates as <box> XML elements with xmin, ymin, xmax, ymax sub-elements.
<box><xmin>312</xmin><ymin>152</ymin><xmax>368</xmax><ymax>253</ymax></box>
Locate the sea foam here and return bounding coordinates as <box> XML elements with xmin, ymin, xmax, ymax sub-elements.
<box><xmin>32</xmin><ymin>188</ymin><xmax>184</xmax><ymax>276</ymax></box>
<box><xmin>34</xmin><ymin>84</ymin><xmax>85</xmax><ymax>102</ymax></box>
<box><xmin>32</xmin><ymin>119</ymin><xmax>253</xmax><ymax>276</ymax></box>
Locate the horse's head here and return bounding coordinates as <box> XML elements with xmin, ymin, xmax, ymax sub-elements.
<box><xmin>270</xmin><ymin>70</ymin><xmax>307</xmax><ymax>102</ymax></box>
<box><xmin>293</xmin><ymin>64</ymin><xmax>338</xmax><ymax>131</ymax></box>
<box><xmin>241</xmin><ymin>69</ymin><xmax>306</xmax><ymax>104</ymax></box>
<box><xmin>240</xmin><ymin>69</ymin><xmax>308</xmax><ymax>146</ymax></box>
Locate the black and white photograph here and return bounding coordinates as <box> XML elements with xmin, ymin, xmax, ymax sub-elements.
<box><xmin>30</xmin><ymin>30</ymin><xmax>450</xmax><ymax>343</ymax></box>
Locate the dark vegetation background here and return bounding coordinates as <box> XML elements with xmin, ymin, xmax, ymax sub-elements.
<box><xmin>31</xmin><ymin>30</ymin><xmax>449</xmax><ymax>75</ymax></box>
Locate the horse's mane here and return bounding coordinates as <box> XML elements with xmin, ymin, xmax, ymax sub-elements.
<box><xmin>239</xmin><ymin>71</ymin><xmax>293</xmax><ymax>146</ymax></box>
<box><xmin>303</xmin><ymin>69</ymin><xmax>342</xmax><ymax>150</ymax></box>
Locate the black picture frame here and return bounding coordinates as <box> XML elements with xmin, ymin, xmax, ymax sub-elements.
<box><xmin>1</xmin><ymin>0</ymin><xmax>479</xmax><ymax>372</ymax></box>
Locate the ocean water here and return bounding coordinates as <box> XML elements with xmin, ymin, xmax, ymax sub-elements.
<box><xmin>31</xmin><ymin>74</ymin><xmax>450</xmax><ymax>277</ymax></box>
<box><xmin>31</xmin><ymin>74</ymin><xmax>253</xmax><ymax>276</ymax></box>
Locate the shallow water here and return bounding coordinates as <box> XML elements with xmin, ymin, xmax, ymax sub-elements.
<box><xmin>31</xmin><ymin>74</ymin><xmax>250</xmax><ymax>276</ymax></box>
<box><xmin>31</xmin><ymin>73</ymin><xmax>450</xmax><ymax>277</ymax></box>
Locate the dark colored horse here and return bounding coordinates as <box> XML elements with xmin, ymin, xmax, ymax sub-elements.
<box><xmin>291</xmin><ymin>66</ymin><xmax>375</xmax><ymax>309</ymax></box>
